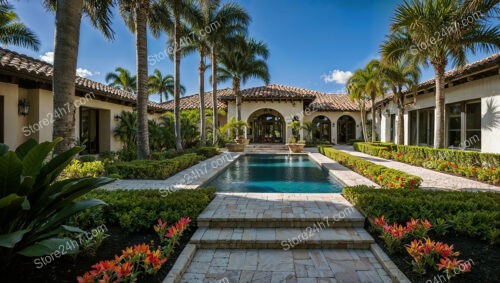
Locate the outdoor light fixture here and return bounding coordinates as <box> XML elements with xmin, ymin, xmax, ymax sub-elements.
<box><xmin>18</xmin><ymin>98</ymin><xmax>30</xmax><ymax>116</ymax></box>
<box><xmin>332</xmin><ymin>122</ymin><xmax>335</xmax><ymax>127</ymax></box>
<box><xmin>385</xmin><ymin>109</ymin><xmax>390</xmax><ymax>115</ymax></box>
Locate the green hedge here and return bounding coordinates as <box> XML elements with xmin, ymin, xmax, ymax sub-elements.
<box><xmin>319</xmin><ymin>146</ymin><xmax>422</xmax><ymax>189</ymax></box>
<box><xmin>70</xmin><ymin>188</ymin><xmax>216</xmax><ymax>233</ymax></box>
<box><xmin>343</xmin><ymin>185</ymin><xmax>500</xmax><ymax>244</ymax></box>
<box><xmin>353</xmin><ymin>142</ymin><xmax>500</xmax><ymax>185</ymax></box>
<box><xmin>150</xmin><ymin>147</ymin><xmax>219</xmax><ymax>160</ymax></box>
<box><xmin>189</xmin><ymin>147</ymin><xmax>219</xmax><ymax>158</ymax></box>
<box><xmin>105</xmin><ymin>153</ymin><xmax>203</xmax><ymax>179</ymax></box>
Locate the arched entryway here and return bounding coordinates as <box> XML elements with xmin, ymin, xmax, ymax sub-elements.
<box><xmin>312</xmin><ymin>115</ymin><xmax>331</xmax><ymax>142</ymax></box>
<box><xmin>337</xmin><ymin>115</ymin><xmax>356</xmax><ymax>144</ymax></box>
<box><xmin>247</xmin><ymin>109</ymin><xmax>285</xmax><ymax>143</ymax></box>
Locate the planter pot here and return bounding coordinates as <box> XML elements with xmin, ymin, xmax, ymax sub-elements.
<box><xmin>287</xmin><ymin>144</ymin><xmax>305</xmax><ymax>153</ymax></box>
<box><xmin>235</xmin><ymin>138</ymin><xmax>250</xmax><ymax>145</ymax></box>
<box><xmin>227</xmin><ymin>143</ymin><xmax>246</xmax><ymax>152</ymax></box>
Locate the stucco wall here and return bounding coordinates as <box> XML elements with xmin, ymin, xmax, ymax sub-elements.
<box><xmin>377</xmin><ymin>74</ymin><xmax>500</xmax><ymax>153</ymax></box>
<box><xmin>303</xmin><ymin>111</ymin><xmax>362</xmax><ymax>144</ymax></box>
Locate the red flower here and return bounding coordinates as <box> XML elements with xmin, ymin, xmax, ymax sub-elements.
<box><xmin>374</xmin><ymin>216</ymin><xmax>386</xmax><ymax>227</ymax></box>
<box><xmin>411</xmin><ymin>179</ymin><xmax>416</xmax><ymax>184</ymax></box>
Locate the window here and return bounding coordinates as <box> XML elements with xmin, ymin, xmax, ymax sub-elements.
<box><xmin>313</xmin><ymin>115</ymin><xmax>331</xmax><ymax>142</ymax></box>
<box><xmin>418</xmin><ymin>109</ymin><xmax>434</xmax><ymax>146</ymax></box>
<box><xmin>447</xmin><ymin>103</ymin><xmax>461</xmax><ymax>148</ymax></box>
<box><xmin>465</xmin><ymin>102</ymin><xmax>481</xmax><ymax>150</ymax></box>
<box><xmin>80</xmin><ymin>107</ymin><xmax>99</xmax><ymax>154</ymax></box>
<box><xmin>409</xmin><ymin>110</ymin><xmax>417</xmax><ymax>145</ymax></box>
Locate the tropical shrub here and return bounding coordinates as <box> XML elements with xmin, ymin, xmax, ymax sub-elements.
<box><xmin>343</xmin><ymin>186</ymin><xmax>500</xmax><ymax>243</ymax></box>
<box><xmin>319</xmin><ymin>146</ymin><xmax>422</xmax><ymax>189</ymax></box>
<box><xmin>117</xmin><ymin>144</ymin><xmax>138</xmax><ymax>162</ymax></box>
<box><xmin>60</xmin><ymin>160</ymin><xmax>106</xmax><ymax>179</ymax></box>
<box><xmin>0</xmin><ymin>139</ymin><xmax>113</xmax><ymax>270</ymax></box>
<box><xmin>78</xmin><ymin>155</ymin><xmax>97</xmax><ymax>162</ymax></box>
<box><xmin>189</xmin><ymin>147</ymin><xmax>219</xmax><ymax>158</ymax></box>
<box><xmin>353</xmin><ymin>142</ymin><xmax>500</xmax><ymax>185</ymax></box>
<box><xmin>105</xmin><ymin>153</ymin><xmax>203</xmax><ymax>179</ymax></box>
<box><xmin>71</xmin><ymin>188</ymin><xmax>216</xmax><ymax>233</ymax></box>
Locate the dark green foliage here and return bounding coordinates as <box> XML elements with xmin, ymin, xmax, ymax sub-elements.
<box><xmin>343</xmin><ymin>186</ymin><xmax>500</xmax><ymax>244</ymax></box>
<box><xmin>71</xmin><ymin>188</ymin><xmax>216</xmax><ymax>233</ymax></box>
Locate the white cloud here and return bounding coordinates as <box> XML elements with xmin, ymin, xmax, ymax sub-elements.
<box><xmin>39</xmin><ymin>51</ymin><xmax>54</xmax><ymax>64</ymax></box>
<box><xmin>321</xmin><ymin>70</ymin><xmax>353</xmax><ymax>84</ymax></box>
<box><xmin>76</xmin><ymin>68</ymin><xmax>93</xmax><ymax>77</ymax></box>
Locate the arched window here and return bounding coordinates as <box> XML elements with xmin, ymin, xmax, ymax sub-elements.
<box><xmin>247</xmin><ymin>109</ymin><xmax>285</xmax><ymax>143</ymax></box>
<box><xmin>337</xmin><ymin>115</ymin><xmax>356</xmax><ymax>144</ymax></box>
<box><xmin>312</xmin><ymin>115</ymin><xmax>331</xmax><ymax>142</ymax></box>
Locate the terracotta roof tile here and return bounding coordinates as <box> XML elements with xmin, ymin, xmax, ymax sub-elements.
<box><xmin>0</xmin><ymin>47</ymin><xmax>164</xmax><ymax>111</ymax></box>
<box><xmin>219</xmin><ymin>84</ymin><xmax>320</xmax><ymax>100</ymax></box>
<box><xmin>161</xmin><ymin>89</ymin><xmax>230</xmax><ymax>111</ymax></box>
<box><xmin>309</xmin><ymin>93</ymin><xmax>360</xmax><ymax>111</ymax></box>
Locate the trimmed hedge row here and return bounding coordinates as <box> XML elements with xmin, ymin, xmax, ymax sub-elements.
<box><xmin>319</xmin><ymin>146</ymin><xmax>422</xmax><ymax>189</ymax></box>
<box><xmin>343</xmin><ymin>185</ymin><xmax>500</xmax><ymax>244</ymax></box>
<box><xmin>105</xmin><ymin>153</ymin><xmax>203</xmax><ymax>179</ymax></box>
<box><xmin>353</xmin><ymin>142</ymin><xmax>500</xmax><ymax>185</ymax></box>
<box><xmin>70</xmin><ymin>188</ymin><xmax>216</xmax><ymax>233</ymax></box>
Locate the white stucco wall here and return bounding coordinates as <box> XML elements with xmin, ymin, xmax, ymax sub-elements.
<box><xmin>376</xmin><ymin>74</ymin><xmax>500</xmax><ymax>153</ymax></box>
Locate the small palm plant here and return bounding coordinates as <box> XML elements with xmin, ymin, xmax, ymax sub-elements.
<box><xmin>0</xmin><ymin>138</ymin><xmax>113</xmax><ymax>272</ymax></box>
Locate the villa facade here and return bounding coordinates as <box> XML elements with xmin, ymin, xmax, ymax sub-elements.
<box><xmin>0</xmin><ymin>47</ymin><xmax>499</xmax><ymax>154</ymax></box>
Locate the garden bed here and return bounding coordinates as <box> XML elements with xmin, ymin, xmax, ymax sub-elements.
<box><xmin>343</xmin><ymin>185</ymin><xmax>500</xmax><ymax>282</ymax></box>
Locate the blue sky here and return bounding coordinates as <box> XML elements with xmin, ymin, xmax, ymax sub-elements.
<box><xmin>6</xmin><ymin>0</ymin><xmax>499</xmax><ymax>102</ymax></box>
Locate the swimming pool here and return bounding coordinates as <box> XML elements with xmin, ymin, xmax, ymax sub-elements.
<box><xmin>205</xmin><ymin>154</ymin><xmax>343</xmax><ymax>193</ymax></box>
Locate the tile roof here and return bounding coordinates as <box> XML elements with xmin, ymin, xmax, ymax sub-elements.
<box><xmin>218</xmin><ymin>84</ymin><xmax>321</xmax><ymax>100</ymax></box>
<box><xmin>0</xmin><ymin>47</ymin><xmax>164</xmax><ymax>111</ymax></box>
<box><xmin>161</xmin><ymin>89</ymin><xmax>231</xmax><ymax>111</ymax></box>
<box><xmin>308</xmin><ymin>93</ymin><xmax>360</xmax><ymax>111</ymax></box>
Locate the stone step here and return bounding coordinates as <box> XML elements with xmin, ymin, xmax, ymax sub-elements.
<box><xmin>190</xmin><ymin>227</ymin><xmax>374</xmax><ymax>249</ymax></box>
<box><xmin>197</xmin><ymin>215</ymin><xmax>365</xmax><ymax>228</ymax></box>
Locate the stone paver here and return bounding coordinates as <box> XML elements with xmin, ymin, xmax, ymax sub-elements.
<box><xmin>100</xmin><ymin>152</ymin><xmax>240</xmax><ymax>190</ymax></box>
<box><xmin>335</xmin><ymin>145</ymin><xmax>500</xmax><ymax>192</ymax></box>
<box><xmin>180</xmin><ymin>249</ymin><xmax>391</xmax><ymax>283</ymax></box>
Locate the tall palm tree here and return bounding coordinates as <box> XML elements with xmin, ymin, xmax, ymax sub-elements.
<box><xmin>160</xmin><ymin>0</ymin><xmax>201</xmax><ymax>151</ymax></box>
<box><xmin>218</xmin><ymin>35</ymin><xmax>270</xmax><ymax>123</ymax></box>
<box><xmin>46</xmin><ymin>0</ymin><xmax>114</xmax><ymax>153</ymax></box>
<box><xmin>346</xmin><ymin>74</ymin><xmax>369</xmax><ymax>142</ymax></box>
<box><xmin>148</xmin><ymin>69</ymin><xmax>185</xmax><ymax>103</ymax></box>
<box><xmin>380</xmin><ymin>58</ymin><xmax>420</xmax><ymax>144</ymax></box>
<box><xmin>204</xmin><ymin>1</ymin><xmax>250</xmax><ymax>145</ymax></box>
<box><xmin>105</xmin><ymin>67</ymin><xmax>137</xmax><ymax>93</ymax></box>
<box><xmin>118</xmin><ymin>0</ymin><xmax>169</xmax><ymax>159</ymax></box>
<box><xmin>381</xmin><ymin>0</ymin><xmax>500</xmax><ymax>148</ymax></box>
<box><xmin>0</xmin><ymin>3</ymin><xmax>39</xmax><ymax>50</ymax></box>
<box><xmin>347</xmin><ymin>60</ymin><xmax>385</xmax><ymax>142</ymax></box>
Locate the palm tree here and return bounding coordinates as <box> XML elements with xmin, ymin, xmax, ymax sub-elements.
<box><xmin>218</xmin><ymin>35</ymin><xmax>270</xmax><ymax>123</ymax></box>
<box><xmin>0</xmin><ymin>3</ymin><xmax>39</xmax><ymax>50</ymax></box>
<box><xmin>160</xmin><ymin>0</ymin><xmax>201</xmax><ymax>152</ymax></box>
<box><xmin>346</xmin><ymin>74</ymin><xmax>369</xmax><ymax>142</ymax></box>
<box><xmin>380</xmin><ymin>58</ymin><xmax>420</xmax><ymax>144</ymax></box>
<box><xmin>45</xmin><ymin>0</ymin><xmax>114</xmax><ymax>153</ymax></box>
<box><xmin>148</xmin><ymin>69</ymin><xmax>185</xmax><ymax>103</ymax></box>
<box><xmin>118</xmin><ymin>0</ymin><xmax>169</xmax><ymax>159</ymax></box>
<box><xmin>347</xmin><ymin>60</ymin><xmax>385</xmax><ymax>142</ymax></box>
<box><xmin>381</xmin><ymin>0</ymin><xmax>500</xmax><ymax>148</ymax></box>
<box><xmin>105</xmin><ymin>67</ymin><xmax>137</xmax><ymax>92</ymax></box>
<box><xmin>204</xmin><ymin>1</ymin><xmax>250</xmax><ymax>145</ymax></box>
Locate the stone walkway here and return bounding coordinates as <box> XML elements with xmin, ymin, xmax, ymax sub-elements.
<box><xmin>166</xmin><ymin>193</ymin><xmax>409</xmax><ymax>283</ymax></box>
<box><xmin>335</xmin><ymin>145</ymin><xmax>500</xmax><ymax>192</ymax></box>
<box><xmin>100</xmin><ymin>152</ymin><xmax>240</xmax><ymax>190</ymax></box>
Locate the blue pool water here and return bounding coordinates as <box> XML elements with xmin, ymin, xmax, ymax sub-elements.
<box><xmin>206</xmin><ymin>155</ymin><xmax>343</xmax><ymax>193</ymax></box>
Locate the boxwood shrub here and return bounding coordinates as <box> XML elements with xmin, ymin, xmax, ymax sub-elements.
<box><xmin>105</xmin><ymin>153</ymin><xmax>203</xmax><ymax>179</ymax></box>
<box><xmin>319</xmin><ymin>146</ymin><xmax>422</xmax><ymax>189</ymax></box>
<box><xmin>343</xmin><ymin>185</ymin><xmax>500</xmax><ymax>244</ymax></box>
<box><xmin>70</xmin><ymin>188</ymin><xmax>216</xmax><ymax>233</ymax></box>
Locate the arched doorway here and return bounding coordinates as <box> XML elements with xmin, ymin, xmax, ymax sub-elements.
<box><xmin>312</xmin><ymin>115</ymin><xmax>331</xmax><ymax>142</ymax></box>
<box><xmin>337</xmin><ymin>115</ymin><xmax>356</xmax><ymax>144</ymax></box>
<box><xmin>247</xmin><ymin>109</ymin><xmax>285</xmax><ymax>143</ymax></box>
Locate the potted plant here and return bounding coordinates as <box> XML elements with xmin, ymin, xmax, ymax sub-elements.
<box><xmin>222</xmin><ymin>117</ymin><xmax>250</xmax><ymax>152</ymax></box>
<box><xmin>287</xmin><ymin>121</ymin><xmax>306</xmax><ymax>153</ymax></box>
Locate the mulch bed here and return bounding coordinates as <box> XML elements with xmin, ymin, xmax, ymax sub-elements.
<box><xmin>368</xmin><ymin>225</ymin><xmax>500</xmax><ymax>283</ymax></box>
<box><xmin>13</xmin><ymin>226</ymin><xmax>195</xmax><ymax>283</ymax></box>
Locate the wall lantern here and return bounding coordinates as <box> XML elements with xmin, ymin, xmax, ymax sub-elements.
<box><xmin>332</xmin><ymin>122</ymin><xmax>335</xmax><ymax>127</ymax></box>
<box><xmin>18</xmin><ymin>98</ymin><xmax>30</xmax><ymax>116</ymax></box>
<box><xmin>385</xmin><ymin>109</ymin><xmax>390</xmax><ymax>115</ymax></box>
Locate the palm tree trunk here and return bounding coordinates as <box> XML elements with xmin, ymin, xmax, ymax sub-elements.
<box><xmin>135</xmin><ymin>5</ymin><xmax>150</xmax><ymax>160</ymax></box>
<box><xmin>371</xmin><ymin>96</ymin><xmax>376</xmax><ymax>142</ymax></box>
<box><xmin>358</xmin><ymin>101</ymin><xmax>368</xmax><ymax>142</ymax></box>
<box><xmin>211</xmin><ymin>48</ymin><xmax>218</xmax><ymax>146</ymax></box>
<box><xmin>173</xmin><ymin>16</ymin><xmax>183</xmax><ymax>151</ymax></box>
<box><xmin>433</xmin><ymin>64</ymin><xmax>446</xmax><ymax>148</ymax></box>
<box><xmin>159</xmin><ymin>92</ymin><xmax>163</xmax><ymax>104</ymax></box>
<box><xmin>397</xmin><ymin>96</ymin><xmax>405</xmax><ymax>145</ymax></box>
<box><xmin>52</xmin><ymin>0</ymin><xmax>83</xmax><ymax>154</ymax></box>
<box><xmin>234</xmin><ymin>77</ymin><xmax>241</xmax><ymax>121</ymax></box>
<box><xmin>199</xmin><ymin>50</ymin><xmax>206</xmax><ymax>146</ymax></box>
